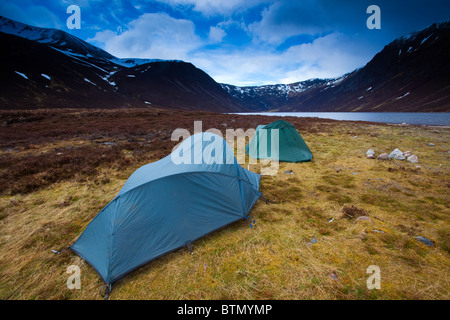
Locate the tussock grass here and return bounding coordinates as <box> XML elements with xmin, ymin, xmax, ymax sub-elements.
<box><xmin>0</xmin><ymin>109</ymin><xmax>449</xmax><ymax>300</ymax></box>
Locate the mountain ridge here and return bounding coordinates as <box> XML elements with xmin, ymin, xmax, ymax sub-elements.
<box><xmin>1</xmin><ymin>16</ymin><xmax>449</xmax><ymax>112</ymax></box>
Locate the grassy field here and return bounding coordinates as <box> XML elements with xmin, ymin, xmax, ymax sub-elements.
<box><xmin>0</xmin><ymin>109</ymin><xmax>449</xmax><ymax>300</ymax></box>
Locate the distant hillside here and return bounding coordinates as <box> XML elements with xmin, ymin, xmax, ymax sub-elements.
<box><xmin>223</xmin><ymin>21</ymin><xmax>450</xmax><ymax>112</ymax></box>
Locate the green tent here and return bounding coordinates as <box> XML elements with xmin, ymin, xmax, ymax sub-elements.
<box><xmin>245</xmin><ymin>119</ymin><xmax>313</xmax><ymax>163</ymax></box>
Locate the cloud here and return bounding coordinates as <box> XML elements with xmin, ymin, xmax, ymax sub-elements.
<box><xmin>90</xmin><ymin>9</ymin><xmax>374</xmax><ymax>86</ymax></box>
<box><xmin>278</xmin><ymin>32</ymin><xmax>372</xmax><ymax>83</ymax></box>
<box><xmin>0</xmin><ymin>2</ymin><xmax>62</xmax><ymax>28</ymax></box>
<box><xmin>89</xmin><ymin>12</ymin><xmax>201</xmax><ymax>60</ymax></box>
<box><xmin>191</xmin><ymin>32</ymin><xmax>373</xmax><ymax>86</ymax></box>
<box><xmin>87</xmin><ymin>1</ymin><xmax>382</xmax><ymax>86</ymax></box>
<box><xmin>154</xmin><ymin>0</ymin><xmax>269</xmax><ymax>16</ymax></box>
<box><xmin>248</xmin><ymin>1</ymin><xmax>327</xmax><ymax>45</ymax></box>
<box><xmin>208</xmin><ymin>26</ymin><xmax>226</xmax><ymax>42</ymax></box>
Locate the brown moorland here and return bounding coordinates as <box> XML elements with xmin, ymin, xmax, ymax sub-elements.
<box><xmin>0</xmin><ymin>108</ymin><xmax>448</xmax><ymax>300</ymax></box>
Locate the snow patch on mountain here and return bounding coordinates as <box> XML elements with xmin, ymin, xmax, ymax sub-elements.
<box><xmin>14</xmin><ymin>71</ymin><xmax>28</xmax><ymax>79</ymax></box>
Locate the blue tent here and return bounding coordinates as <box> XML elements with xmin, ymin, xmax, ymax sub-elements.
<box><xmin>70</xmin><ymin>132</ymin><xmax>261</xmax><ymax>286</ymax></box>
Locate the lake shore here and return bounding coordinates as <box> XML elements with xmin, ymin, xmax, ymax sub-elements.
<box><xmin>0</xmin><ymin>108</ymin><xmax>449</xmax><ymax>300</ymax></box>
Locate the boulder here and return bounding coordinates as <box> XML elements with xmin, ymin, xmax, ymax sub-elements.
<box><xmin>407</xmin><ymin>154</ymin><xmax>418</xmax><ymax>163</ymax></box>
<box><xmin>389</xmin><ymin>148</ymin><xmax>405</xmax><ymax>160</ymax></box>
<box><xmin>378</xmin><ymin>153</ymin><xmax>389</xmax><ymax>160</ymax></box>
<box><xmin>403</xmin><ymin>151</ymin><xmax>412</xmax><ymax>157</ymax></box>
<box><xmin>366</xmin><ymin>149</ymin><xmax>375</xmax><ymax>159</ymax></box>
<box><xmin>415</xmin><ymin>236</ymin><xmax>434</xmax><ymax>247</ymax></box>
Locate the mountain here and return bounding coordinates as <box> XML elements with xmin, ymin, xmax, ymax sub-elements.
<box><xmin>1</xmin><ymin>16</ymin><xmax>449</xmax><ymax>113</ymax></box>
<box><xmin>0</xmin><ymin>16</ymin><xmax>243</xmax><ymax>112</ymax></box>
<box><xmin>221</xmin><ymin>77</ymin><xmax>346</xmax><ymax>112</ymax></box>
<box><xmin>223</xmin><ymin>21</ymin><xmax>450</xmax><ymax>112</ymax></box>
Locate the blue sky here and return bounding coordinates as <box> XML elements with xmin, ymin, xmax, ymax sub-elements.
<box><xmin>1</xmin><ymin>0</ymin><xmax>449</xmax><ymax>86</ymax></box>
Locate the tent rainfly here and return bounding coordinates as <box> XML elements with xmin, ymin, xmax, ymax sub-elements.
<box><xmin>245</xmin><ymin>119</ymin><xmax>313</xmax><ymax>163</ymax></box>
<box><xmin>70</xmin><ymin>132</ymin><xmax>262</xmax><ymax>289</ymax></box>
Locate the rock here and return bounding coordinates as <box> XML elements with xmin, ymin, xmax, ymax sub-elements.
<box><xmin>366</xmin><ymin>149</ymin><xmax>375</xmax><ymax>159</ymax></box>
<box><xmin>355</xmin><ymin>216</ymin><xmax>374</xmax><ymax>224</ymax></box>
<box><xmin>389</xmin><ymin>148</ymin><xmax>405</xmax><ymax>160</ymax></box>
<box><xmin>373</xmin><ymin>229</ymin><xmax>385</xmax><ymax>234</ymax></box>
<box><xmin>407</xmin><ymin>154</ymin><xmax>418</xmax><ymax>163</ymax></box>
<box><xmin>378</xmin><ymin>153</ymin><xmax>389</xmax><ymax>160</ymax></box>
<box><xmin>403</xmin><ymin>151</ymin><xmax>412</xmax><ymax>157</ymax></box>
<box><xmin>329</xmin><ymin>273</ymin><xmax>339</xmax><ymax>282</ymax></box>
<box><xmin>428</xmin><ymin>143</ymin><xmax>435</xmax><ymax>146</ymax></box>
<box><xmin>415</xmin><ymin>236</ymin><xmax>434</xmax><ymax>247</ymax></box>
<box><xmin>307</xmin><ymin>238</ymin><xmax>318</xmax><ymax>247</ymax></box>
<box><xmin>284</xmin><ymin>170</ymin><xmax>294</xmax><ymax>174</ymax></box>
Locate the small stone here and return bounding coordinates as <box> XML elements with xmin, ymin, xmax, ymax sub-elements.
<box><xmin>378</xmin><ymin>153</ymin><xmax>389</xmax><ymax>160</ymax></box>
<box><xmin>366</xmin><ymin>149</ymin><xmax>375</xmax><ymax>159</ymax></box>
<box><xmin>373</xmin><ymin>229</ymin><xmax>385</xmax><ymax>234</ymax></box>
<box><xmin>415</xmin><ymin>236</ymin><xmax>434</xmax><ymax>247</ymax></box>
<box><xmin>329</xmin><ymin>273</ymin><xmax>339</xmax><ymax>282</ymax></box>
<box><xmin>407</xmin><ymin>154</ymin><xmax>418</xmax><ymax>163</ymax></box>
<box><xmin>403</xmin><ymin>151</ymin><xmax>412</xmax><ymax>157</ymax></box>
<box><xmin>284</xmin><ymin>170</ymin><xmax>294</xmax><ymax>174</ymax></box>
<box><xmin>307</xmin><ymin>238</ymin><xmax>318</xmax><ymax>247</ymax></box>
<box><xmin>428</xmin><ymin>143</ymin><xmax>435</xmax><ymax>146</ymax></box>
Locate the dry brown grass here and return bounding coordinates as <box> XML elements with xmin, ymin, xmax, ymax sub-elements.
<box><xmin>0</xmin><ymin>109</ymin><xmax>449</xmax><ymax>300</ymax></box>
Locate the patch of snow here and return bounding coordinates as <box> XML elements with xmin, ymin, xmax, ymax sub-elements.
<box><xmin>109</xmin><ymin>57</ymin><xmax>183</xmax><ymax>68</ymax></box>
<box><xmin>140</xmin><ymin>66</ymin><xmax>152</xmax><ymax>73</ymax></box>
<box><xmin>50</xmin><ymin>46</ymin><xmax>86</xmax><ymax>58</ymax></box>
<box><xmin>126</xmin><ymin>75</ymin><xmax>136</xmax><ymax>77</ymax></box>
<box><xmin>41</xmin><ymin>74</ymin><xmax>51</xmax><ymax>80</ymax></box>
<box><xmin>420</xmin><ymin>34</ymin><xmax>433</xmax><ymax>45</ymax></box>
<box><xmin>144</xmin><ymin>101</ymin><xmax>151</xmax><ymax>105</ymax></box>
<box><xmin>84</xmin><ymin>78</ymin><xmax>97</xmax><ymax>86</ymax></box>
<box><xmin>358</xmin><ymin>96</ymin><xmax>364</xmax><ymax>100</ymax></box>
<box><xmin>396</xmin><ymin>92</ymin><xmax>410</xmax><ymax>100</ymax></box>
<box><xmin>366</xmin><ymin>87</ymin><xmax>372</xmax><ymax>91</ymax></box>
<box><xmin>100</xmin><ymin>75</ymin><xmax>116</xmax><ymax>86</ymax></box>
<box><xmin>14</xmin><ymin>71</ymin><xmax>28</xmax><ymax>79</ymax></box>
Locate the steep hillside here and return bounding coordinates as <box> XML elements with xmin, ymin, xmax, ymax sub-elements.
<box><xmin>0</xmin><ymin>16</ymin><xmax>244</xmax><ymax>112</ymax></box>
<box><xmin>223</xmin><ymin>21</ymin><xmax>450</xmax><ymax>112</ymax></box>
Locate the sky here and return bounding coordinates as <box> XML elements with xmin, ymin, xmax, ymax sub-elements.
<box><xmin>1</xmin><ymin>0</ymin><xmax>449</xmax><ymax>86</ymax></box>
